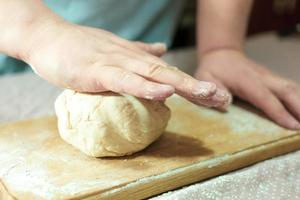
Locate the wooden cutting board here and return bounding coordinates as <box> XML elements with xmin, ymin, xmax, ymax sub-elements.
<box><xmin>1</xmin><ymin>95</ymin><xmax>300</xmax><ymax>200</ymax></box>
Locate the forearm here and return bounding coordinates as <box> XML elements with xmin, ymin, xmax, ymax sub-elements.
<box><xmin>0</xmin><ymin>0</ymin><xmax>64</xmax><ymax>60</ymax></box>
<box><xmin>197</xmin><ymin>0</ymin><xmax>253</xmax><ymax>58</ymax></box>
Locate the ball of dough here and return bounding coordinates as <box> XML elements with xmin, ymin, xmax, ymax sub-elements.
<box><xmin>54</xmin><ymin>90</ymin><xmax>170</xmax><ymax>157</ymax></box>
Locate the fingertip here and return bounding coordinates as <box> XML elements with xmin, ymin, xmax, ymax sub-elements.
<box><xmin>159</xmin><ymin>84</ymin><xmax>175</xmax><ymax>94</ymax></box>
<box><xmin>212</xmin><ymin>88</ymin><xmax>232</xmax><ymax>103</ymax></box>
<box><xmin>134</xmin><ymin>41</ymin><xmax>167</xmax><ymax>56</ymax></box>
<box><xmin>151</xmin><ymin>42</ymin><xmax>167</xmax><ymax>53</ymax></box>
<box><xmin>217</xmin><ymin>93</ymin><xmax>233</xmax><ymax>111</ymax></box>
<box><xmin>144</xmin><ymin>83</ymin><xmax>174</xmax><ymax>100</ymax></box>
<box><xmin>183</xmin><ymin>83</ymin><xmax>232</xmax><ymax>109</ymax></box>
<box><xmin>192</xmin><ymin>81</ymin><xmax>217</xmax><ymax>98</ymax></box>
<box><xmin>285</xmin><ymin>119</ymin><xmax>300</xmax><ymax>130</ymax></box>
<box><xmin>274</xmin><ymin>113</ymin><xmax>300</xmax><ymax>130</ymax></box>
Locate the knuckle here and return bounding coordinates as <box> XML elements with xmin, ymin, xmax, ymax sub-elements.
<box><xmin>82</xmin><ymin>72</ymin><xmax>104</xmax><ymax>92</ymax></box>
<box><xmin>281</xmin><ymin>82</ymin><xmax>298</xmax><ymax>95</ymax></box>
<box><xmin>118</xmin><ymin>71</ymin><xmax>131</xmax><ymax>85</ymax></box>
<box><xmin>104</xmin><ymin>69</ymin><xmax>130</xmax><ymax>92</ymax></box>
<box><xmin>147</xmin><ymin>63</ymin><xmax>163</xmax><ymax>78</ymax></box>
<box><xmin>89</xmin><ymin>75</ymin><xmax>106</xmax><ymax>92</ymax></box>
<box><xmin>182</xmin><ymin>77</ymin><xmax>195</xmax><ymax>93</ymax></box>
<box><xmin>183</xmin><ymin>77</ymin><xmax>194</xmax><ymax>88</ymax></box>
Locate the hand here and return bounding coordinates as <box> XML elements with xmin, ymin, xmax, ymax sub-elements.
<box><xmin>21</xmin><ymin>20</ymin><xmax>230</xmax><ymax>108</ymax></box>
<box><xmin>195</xmin><ymin>49</ymin><xmax>300</xmax><ymax>130</ymax></box>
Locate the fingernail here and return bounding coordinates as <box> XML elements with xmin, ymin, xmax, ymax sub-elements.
<box><xmin>192</xmin><ymin>81</ymin><xmax>217</xmax><ymax>98</ymax></box>
<box><xmin>145</xmin><ymin>84</ymin><xmax>174</xmax><ymax>100</ymax></box>
<box><xmin>152</xmin><ymin>43</ymin><xmax>167</xmax><ymax>51</ymax></box>
<box><xmin>158</xmin><ymin>84</ymin><xmax>174</xmax><ymax>93</ymax></box>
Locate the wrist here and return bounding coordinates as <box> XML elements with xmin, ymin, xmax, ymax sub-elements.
<box><xmin>0</xmin><ymin>0</ymin><xmax>66</xmax><ymax>61</ymax></box>
<box><xmin>20</xmin><ymin>17</ymin><xmax>68</xmax><ymax>64</ymax></box>
<box><xmin>198</xmin><ymin>45</ymin><xmax>244</xmax><ymax>60</ymax></box>
<box><xmin>196</xmin><ymin>48</ymin><xmax>247</xmax><ymax>73</ymax></box>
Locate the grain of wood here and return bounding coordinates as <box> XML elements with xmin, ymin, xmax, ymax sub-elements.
<box><xmin>0</xmin><ymin>95</ymin><xmax>299</xmax><ymax>200</ymax></box>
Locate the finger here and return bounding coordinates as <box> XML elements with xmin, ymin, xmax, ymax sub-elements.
<box><xmin>196</xmin><ymin>72</ymin><xmax>233</xmax><ymax>110</ymax></box>
<box><xmin>108</xmin><ymin>34</ymin><xmax>167</xmax><ymax>58</ymax></box>
<box><xmin>124</xmin><ymin>60</ymin><xmax>232</xmax><ymax>107</ymax></box>
<box><xmin>142</xmin><ymin>64</ymin><xmax>232</xmax><ymax>108</ymax></box>
<box><xmin>79</xmin><ymin>66</ymin><xmax>175</xmax><ymax>100</ymax></box>
<box><xmin>267</xmin><ymin>79</ymin><xmax>300</xmax><ymax>122</ymax></box>
<box><xmin>103</xmin><ymin>47</ymin><xmax>230</xmax><ymax>108</ymax></box>
<box><xmin>119</xmin><ymin>59</ymin><xmax>223</xmax><ymax>100</ymax></box>
<box><xmin>182</xmin><ymin>88</ymin><xmax>232</xmax><ymax>109</ymax></box>
<box><xmin>234</xmin><ymin>80</ymin><xmax>300</xmax><ymax>130</ymax></box>
<box><xmin>133</xmin><ymin>42</ymin><xmax>167</xmax><ymax>57</ymax></box>
<box><xmin>209</xmin><ymin>80</ymin><xmax>233</xmax><ymax>110</ymax></box>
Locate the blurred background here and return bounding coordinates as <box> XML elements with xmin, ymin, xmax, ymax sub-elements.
<box><xmin>171</xmin><ymin>0</ymin><xmax>300</xmax><ymax>49</ymax></box>
<box><xmin>161</xmin><ymin>0</ymin><xmax>300</xmax><ymax>82</ymax></box>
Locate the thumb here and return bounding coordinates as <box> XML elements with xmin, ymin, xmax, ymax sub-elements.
<box><xmin>134</xmin><ymin>42</ymin><xmax>167</xmax><ymax>57</ymax></box>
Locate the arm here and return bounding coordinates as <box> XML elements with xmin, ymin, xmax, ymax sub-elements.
<box><xmin>0</xmin><ymin>0</ymin><xmax>61</xmax><ymax>59</ymax></box>
<box><xmin>197</xmin><ymin>0</ymin><xmax>252</xmax><ymax>57</ymax></box>
<box><xmin>0</xmin><ymin>0</ymin><xmax>230</xmax><ymax>108</ymax></box>
<box><xmin>195</xmin><ymin>0</ymin><xmax>300</xmax><ymax>130</ymax></box>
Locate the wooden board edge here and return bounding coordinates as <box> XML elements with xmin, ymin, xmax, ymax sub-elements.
<box><xmin>80</xmin><ymin>133</ymin><xmax>300</xmax><ymax>200</ymax></box>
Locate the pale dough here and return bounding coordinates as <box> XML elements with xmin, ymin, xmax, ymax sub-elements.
<box><xmin>54</xmin><ymin>90</ymin><xmax>170</xmax><ymax>157</ymax></box>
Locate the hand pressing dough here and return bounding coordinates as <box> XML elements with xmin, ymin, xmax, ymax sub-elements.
<box><xmin>54</xmin><ymin>90</ymin><xmax>170</xmax><ymax>157</ymax></box>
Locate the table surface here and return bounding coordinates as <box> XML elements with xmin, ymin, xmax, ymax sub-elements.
<box><xmin>1</xmin><ymin>33</ymin><xmax>300</xmax><ymax>200</ymax></box>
